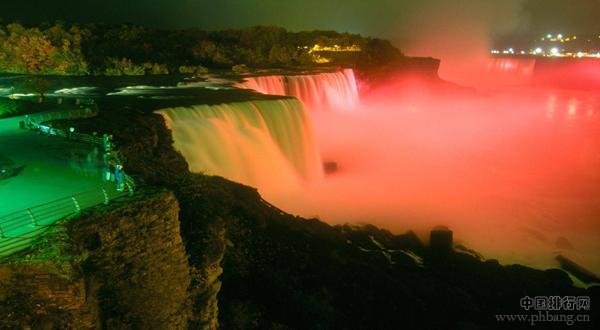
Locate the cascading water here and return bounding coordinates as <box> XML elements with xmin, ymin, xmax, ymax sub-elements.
<box><xmin>157</xmin><ymin>98</ymin><xmax>323</xmax><ymax>197</ymax></box>
<box><xmin>484</xmin><ymin>57</ymin><xmax>537</xmax><ymax>84</ymax></box>
<box><xmin>238</xmin><ymin>69</ymin><xmax>360</xmax><ymax>111</ymax></box>
<box><xmin>239</xmin><ymin>76</ymin><xmax>287</xmax><ymax>96</ymax></box>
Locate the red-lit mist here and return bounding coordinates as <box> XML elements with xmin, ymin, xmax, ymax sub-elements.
<box><xmin>268</xmin><ymin>59</ymin><xmax>600</xmax><ymax>276</ymax></box>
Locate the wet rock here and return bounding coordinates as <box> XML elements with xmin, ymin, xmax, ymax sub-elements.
<box><xmin>323</xmin><ymin>161</ymin><xmax>338</xmax><ymax>174</ymax></box>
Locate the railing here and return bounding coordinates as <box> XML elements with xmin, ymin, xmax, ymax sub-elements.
<box><xmin>36</xmin><ymin>125</ymin><xmax>104</xmax><ymax>146</ymax></box>
<box><xmin>24</xmin><ymin>107</ymin><xmax>106</xmax><ymax>145</ymax></box>
<box><xmin>25</xmin><ymin>106</ymin><xmax>97</xmax><ymax>127</ymax></box>
<box><xmin>0</xmin><ymin>180</ymin><xmax>134</xmax><ymax>258</ymax></box>
<box><xmin>0</xmin><ymin>105</ymin><xmax>137</xmax><ymax>258</ymax></box>
<box><xmin>24</xmin><ymin>107</ymin><xmax>120</xmax><ymax>154</ymax></box>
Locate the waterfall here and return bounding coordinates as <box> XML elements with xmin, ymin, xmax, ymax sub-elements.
<box><xmin>157</xmin><ymin>98</ymin><xmax>323</xmax><ymax>194</ymax></box>
<box><xmin>484</xmin><ymin>58</ymin><xmax>537</xmax><ymax>83</ymax></box>
<box><xmin>238</xmin><ymin>69</ymin><xmax>359</xmax><ymax>111</ymax></box>
<box><xmin>238</xmin><ymin>75</ymin><xmax>287</xmax><ymax>96</ymax></box>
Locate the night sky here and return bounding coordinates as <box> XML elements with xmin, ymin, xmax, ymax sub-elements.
<box><xmin>2</xmin><ymin>0</ymin><xmax>599</xmax><ymax>55</ymax></box>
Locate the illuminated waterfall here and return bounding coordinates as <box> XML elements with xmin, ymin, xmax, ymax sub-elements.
<box><xmin>157</xmin><ymin>99</ymin><xmax>323</xmax><ymax>194</ymax></box>
<box><xmin>238</xmin><ymin>69</ymin><xmax>359</xmax><ymax>110</ymax></box>
<box><xmin>485</xmin><ymin>58</ymin><xmax>537</xmax><ymax>81</ymax></box>
<box><xmin>239</xmin><ymin>76</ymin><xmax>287</xmax><ymax>96</ymax></box>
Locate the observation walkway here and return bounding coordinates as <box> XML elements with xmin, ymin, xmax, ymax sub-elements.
<box><xmin>0</xmin><ymin>107</ymin><xmax>134</xmax><ymax>258</ymax></box>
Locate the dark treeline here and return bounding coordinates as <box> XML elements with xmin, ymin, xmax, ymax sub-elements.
<box><xmin>0</xmin><ymin>22</ymin><xmax>403</xmax><ymax>76</ymax></box>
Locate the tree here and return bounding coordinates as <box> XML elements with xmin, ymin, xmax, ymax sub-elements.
<box><xmin>0</xmin><ymin>23</ymin><xmax>88</xmax><ymax>75</ymax></box>
<box><xmin>193</xmin><ymin>40</ymin><xmax>232</xmax><ymax>66</ymax></box>
<box><xmin>21</xmin><ymin>77</ymin><xmax>51</xmax><ymax>103</ymax></box>
<box><xmin>268</xmin><ymin>45</ymin><xmax>293</xmax><ymax>65</ymax></box>
<box><xmin>104</xmin><ymin>57</ymin><xmax>145</xmax><ymax>76</ymax></box>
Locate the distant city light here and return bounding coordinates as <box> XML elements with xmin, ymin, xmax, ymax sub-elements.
<box><xmin>490</xmin><ymin>33</ymin><xmax>600</xmax><ymax>58</ymax></box>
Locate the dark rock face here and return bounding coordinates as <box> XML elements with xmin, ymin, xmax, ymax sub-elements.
<box><xmin>139</xmin><ymin>172</ymin><xmax>596</xmax><ymax>329</ymax></box>
<box><xmin>430</xmin><ymin>225</ymin><xmax>453</xmax><ymax>252</ymax></box>
<box><xmin>0</xmin><ymin>191</ymin><xmax>192</xmax><ymax>329</ymax></box>
<box><xmin>0</xmin><ymin>264</ymin><xmax>94</xmax><ymax>328</ymax></box>
<box><xmin>68</xmin><ymin>191</ymin><xmax>192</xmax><ymax>329</ymax></box>
<box><xmin>556</xmin><ymin>255</ymin><xmax>600</xmax><ymax>284</ymax></box>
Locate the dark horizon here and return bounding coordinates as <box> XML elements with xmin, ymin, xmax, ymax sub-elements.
<box><xmin>2</xmin><ymin>0</ymin><xmax>599</xmax><ymax>55</ymax></box>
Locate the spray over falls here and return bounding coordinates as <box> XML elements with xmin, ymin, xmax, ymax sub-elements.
<box><xmin>238</xmin><ymin>69</ymin><xmax>360</xmax><ymax>111</ymax></box>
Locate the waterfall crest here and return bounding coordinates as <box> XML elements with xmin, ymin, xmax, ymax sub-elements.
<box><xmin>484</xmin><ymin>58</ymin><xmax>537</xmax><ymax>83</ymax></box>
<box><xmin>238</xmin><ymin>69</ymin><xmax>359</xmax><ymax>111</ymax></box>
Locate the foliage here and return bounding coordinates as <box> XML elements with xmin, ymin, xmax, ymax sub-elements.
<box><xmin>193</xmin><ymin>40</ymin><xmax>232</xmax><ymax>66</ymax></box>
<box><xmin>0</xmin><ymin>23</ymin><xmax>88</xmax><ymax>75</ymax></box>
<box><xmin>0</xmin><ymin>98</ymin><xmax>18</xmax><ymax>118</ymax></box>
<box><xmin>0</xmin><ymin>22</ymin><xmax>405</xmax><ymax>75</ymax></box>
<box><xmin>19</xmin><ymin>77</ymin><xmax>51</xmax><ymax>102</ymax></box>
<box><xmin>178</xmin><ymin>65</ymin><xmax>208</xmax><ymax>75</ymax></box>
<box><xmin>103</xmin><ymin>58</ymin><xmax>170</xmax><ymax>76</ymax></box>
<box><xmin>143</xmin><ymin>62</ymin><xmax>169</xmax><ymax>75</ymax></box>
<box><xmin>231</xmin><ymin>64</ymin><xmax>250</xmax><ymax>74</ymax></box>
<box><xmin>359</xmin><ymin>38</ymin><xmax>404</xmax><ymax>65</ymax></box>
<box><xmin>103</xmin><ymin>57</ymin><xmax>145</xmax><ymax>76</ymax></box>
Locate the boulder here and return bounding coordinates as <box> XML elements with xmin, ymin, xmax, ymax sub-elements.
<box><xmin>430</xmin><ymin>225</ymin><xmax>453</xmax><ymax>252</ymax></box>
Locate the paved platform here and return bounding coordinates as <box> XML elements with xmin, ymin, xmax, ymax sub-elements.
<box><xmin>0</xmin><ymin>115</ymin><xmax>106</xmax><ymax>218</ymax></box>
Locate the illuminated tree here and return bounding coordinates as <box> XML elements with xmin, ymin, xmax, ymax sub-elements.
<box><xmin>0</xmin><ymin>23</ymin><xmax>88</xmax><ymax>75</ymax></box>
<box><xmin>20</xmin><ymin>77</ymin><xmax>51</xmax><ymax>103</ymax></box>
<box><xmin>104</xmin><ymin>58</ymin><xmax>145</xmax><ymax>76</ymax></box>
<box><xmin>268</xmin><ymin>45</ymin><xmax>293</xmax><ymax>65</ymax></box>
<box><xmin>193</xmin><ymin>40</ymin><xmax>232</xmax><ymax>66</ymax></box>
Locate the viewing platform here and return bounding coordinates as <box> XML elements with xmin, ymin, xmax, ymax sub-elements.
<box><xmin>0</xmin><ymin>107</ymin><xmax>134</xmax><ymax>257</ymax></box>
